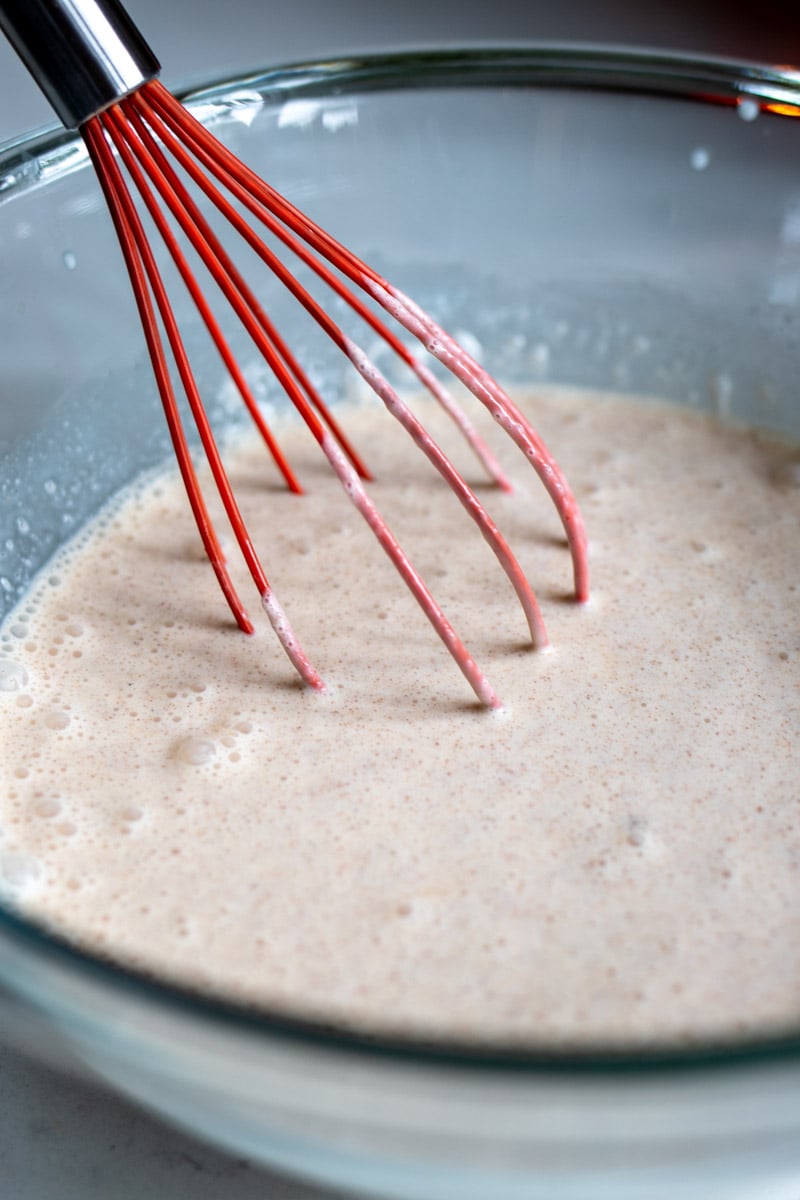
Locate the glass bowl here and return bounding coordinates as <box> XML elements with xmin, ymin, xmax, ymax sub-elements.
<box><xmin>2</xmin><ymin>45</ymin><xmax>800</xmax><ymax>1200</ymax></box>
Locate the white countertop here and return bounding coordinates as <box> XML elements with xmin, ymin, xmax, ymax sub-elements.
<box><xmin>1</xmin><ymin>3</ymin><xmax>797</xmax><ymax>1197</ymax></box>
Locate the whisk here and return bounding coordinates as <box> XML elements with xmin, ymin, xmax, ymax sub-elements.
<box><xmin>1</xmin><ymin>0</ymin><xmax>589</xmax><ymax>708</ymax></box>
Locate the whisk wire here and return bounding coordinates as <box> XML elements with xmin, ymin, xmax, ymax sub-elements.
<box><xmin>109</xmin><ymin>100</ymin><xmax>369</xmax><ymax>481</ymax></box>
<box><xmin>82</xmin><ymin>118</ymin><xmax>254</xmax><ymax>637</ymax></box>
<box><xmin>104</xmin><ymin>105</ymin><xmax>303</xmax><ymax>496</ymax></box>
<box><xmin>87</xmin><ymin>114</ymin><xmax>326</xmax><ymax>689</ymax></box>
<box><xmin>370</xmin><ymin>285</ymin><xmax>591</xmax><ymax>602</ymax></box>
<box><xmin>143</xmin><ymin>81</ymin><xmax>589</xmax><ymax>602</ymax></box>
<box><xmin>80</xmin><ymin>79</ymin><xmax>593</xmax><ymax>704</ymax></box>
<box><xmin>89</xmin><ymin>100</ymin><xmax>510</xmax><ymax>703</ymax></box>
<box><xmin>142</xmin><ymin>81</ymin><xmax>513</xmax><ymax>493</ymax></box>
<box><xmin>117</xmin><ymin>89</ymin><xmax>549</xmax><ymax>650</ymax></box>
<box><xmin>131</xmin><ymin>102</ymin><xmax>374</xmax><ymax>485</ymax></box>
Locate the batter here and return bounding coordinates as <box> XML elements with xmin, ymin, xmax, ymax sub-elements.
<box><xmin>0</xmin><ymin>385</ymin><xmax>798</xmax><ymax>1046</ymax></box>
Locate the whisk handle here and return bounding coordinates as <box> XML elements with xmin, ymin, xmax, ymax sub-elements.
<box><xmin>0</xmin><ymin>0</ymin><xmax>159</xmax><ymax>130</ymax></box>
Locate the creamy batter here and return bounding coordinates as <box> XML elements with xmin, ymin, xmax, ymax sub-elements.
<box><xmin>0</xmin><ymin>385</ymin><xmax>798</xmax><ymax>1047</ymax></box>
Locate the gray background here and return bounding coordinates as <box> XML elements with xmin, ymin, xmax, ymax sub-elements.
<box><xmin>1</xmin><ymin>2</ymin><xmax>799</xmax><ymax>1198</ymax></box>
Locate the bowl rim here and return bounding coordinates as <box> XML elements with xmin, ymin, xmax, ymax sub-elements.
<box><xmin>2</xmin><ymin>43</ymin><xmax>800</xmax><ymax>1075</ymax></box>
<box><xmin>2</xmin><ymin>41</ymin><xmax>800</xmax><ymax>192</ymax></box>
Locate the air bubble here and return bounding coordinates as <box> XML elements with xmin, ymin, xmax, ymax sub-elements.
<box><xmin>62</xmin><ymin>250</ymin><xmax>77</xmax><ymax>270</ymax></box>
<box><xmin>0</xmin><ymin>851</ymin><xmax>41</xmax><ymax>890</ymax></box>
<box><xmin>530</xmin><ymin>343</ymin><xmax>550</xmax><ymax>374</ymax></box>
<box><xmin>626</xmin><ymin>817</ymin><xmax>647</xmax><ymax>848</ymax></box>
<box><xmin>690</xmin><ymin>146</ymin><xmax>710</xmax><ymax>171</ymax></box>
<box><xmin>453</xmin><ymin>329</ymin><xmax>483</xmax><ymax>362</ymax></box>
<box><xmin>43</xmin><ymin>709</ymin><xmax>70</xmax><ymax>730</ymax></box>
<box><xmin>174</xmin><ymin>735</ymin><xmax>217</xmax><ymax>765</ymax></box>
<box><xmin>0</xmin><ymin>659</ymin><xmax>28</xmax><ymax>692</ymax></box>
<box><xmin>709</xmin><ymin>372</ymin><xmax>733</xmax><ymax>418</ymax></box>
<box><xmin>737</xmin><ymin>98</ymin><xmax>760</xmax><ymax>122</ymax></box>
<box><xmin>34</xmin><ymin>799</ymin><xmax>62</xmax><ymax>819</ymax></box>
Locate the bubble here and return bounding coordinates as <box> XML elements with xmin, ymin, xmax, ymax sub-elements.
<box><xmin>691</xmin><ymin>147</ymin><xmax>710</xmax><ymax>171</ymax></box>
<box><xmin>709</xmin><ymin>372</ymin><xmax>733</xmax><ymax>418</ymax></box>
<box><xmin>0</xmin><ymin>851</ymin><xmax>41</xmax><ymax>890</ymax></box>
<box><xmin>530</xmin><ymin>342</ymin><xmax>550</xmax><ymax>374</ymax></box>
<box><xmin>737</xmin><ymin>98</ymin><xmax>760</xmax><ymax>122</ymax></box>
<box><xmin>0</xmin><ymin>659</ymin><xmax>28</xmax><ymax>692</ymax></box>
<box><xmin>62</xmin><ymin>250</ymin><xmax>77</xmax><ymax>270</ymax></box>
<box><xmin>453</xmin><ymin>329</ymin><xmax>483</xmax><ymax>362</ymax></box>
<box><xmin>34</xmin><ymin>799</ymin><xmax>62</xmax><ymax>819</ymax></box>
<box><xmin>626</xmin><ymin>817</ymin><xmax>647</xmax><ymax>848</ymax></box>
<box><xmin>174</xmin><ymin>736</ymin><xmax>217</xmax><ymax>765</ymax></box>
<box><xmin>43</xmin><ymin>709</ymin><xmax>71</xmax><ymax>730</ymax></box>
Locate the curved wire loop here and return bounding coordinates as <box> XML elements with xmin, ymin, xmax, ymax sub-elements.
<box><xmin>80</xmin><ymin>80</ymin><xmax>591</xmax><ymax>707</ymax></box>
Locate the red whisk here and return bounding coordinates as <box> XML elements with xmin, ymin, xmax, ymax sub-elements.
<box><xmin>0</xmin><ymin>0</ymin><xmax>589</xmax><ymax>708</ymax></box>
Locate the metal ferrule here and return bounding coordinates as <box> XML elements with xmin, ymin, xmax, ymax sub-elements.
<box><xmin>0</xmin><ymin>0</ymin><xmax>160</xmax><ymax>129</ymax></box>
